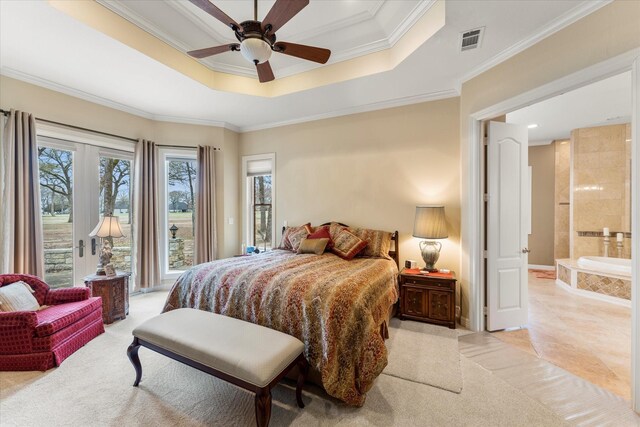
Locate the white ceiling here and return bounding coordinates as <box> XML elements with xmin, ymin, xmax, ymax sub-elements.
<box><xmin>0</xmin><ymin>0</ymin><xmax>610</xmax><ymax>131</ymax></box>
<box><xmin>507</xmin><ymin>71</ymin><xmax>632</xmax><ymax>145</ymax></box>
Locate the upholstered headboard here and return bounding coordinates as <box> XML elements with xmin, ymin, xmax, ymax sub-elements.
<box><xmin>281</xmin><ymin>223</ymin><xmax>400</xmax><ymax>267</ymax></box>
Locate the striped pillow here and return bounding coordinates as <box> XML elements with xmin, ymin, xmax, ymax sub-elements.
<box><xmin>349</xmin><ymin>227</ymin><xmax>392</xmax><ymax>259</ymax></box>
<box><xmin>0</xmin><ymin>281</ymin><xmax>40</xmax><ymax>312</ymax></box>
<box><xmin>278</xmin><ymin>223</ymin><xmax>310</xmax><ymax>251</ymax></box>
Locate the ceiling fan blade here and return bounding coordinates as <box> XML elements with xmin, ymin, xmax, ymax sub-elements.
<box><xmin>274</xmin><ymin>42</ymin><xmax>330</xmax><ymax>64</ymax></box>
<box><xmin>262</xmin><ymin>0</ymin><xmax>309</xmax><ymax>34</ymax></box>
<box><xmin>189</xmin><ymin>0</ymin><xmax>240</xmax><ymax>30</ymax></box>
<box><xmin>256</xmin><ymin>61</ymin><xmax>275</xmax><ymax>83</ymax></box>
<box><xmin>188</xmin><ymin>43</ymin><xmax>240</xmax><ymax>59</ymax></box>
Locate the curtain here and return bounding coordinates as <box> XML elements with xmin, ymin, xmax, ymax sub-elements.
<box><xmin>194</xmin><ymin>145</ymin><xmax>217</xmax><ymax>264</ymax></box>
<box><xmin>0</xmin><ymin>109</ymin><xmax>44</xmax><ymax>276</ymax></box>
<box><xmin>133</xmin><ymin>139</ymin><xmax>160</xmax><ymax>289</ymax></box>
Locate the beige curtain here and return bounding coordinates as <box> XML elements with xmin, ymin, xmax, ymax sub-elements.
<box><xmin>133</xmin><ymin>139</ymin><xmax>160</xmax><ymax>289</ymax></box>
<box><xmin>194</xmin><ymin>145</ymin><xmax>217</xmax><ymax>264</ymax></box>
<box><xmin>0</xmin><ymin>110</ymin><xmax>44</xmax><ymax>276</ymax></box>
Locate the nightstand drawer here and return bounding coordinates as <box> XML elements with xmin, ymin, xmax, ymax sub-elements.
<box><xmin>398</xmin><ymin>269</ymin><xmax>457</xmax><ymax>329</ymax></box>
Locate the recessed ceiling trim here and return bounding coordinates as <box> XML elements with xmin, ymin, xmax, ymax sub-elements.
<box><xmin>459</xmin><ymin>0</ymin><xmax>612</xmax><ymax>84</ymax></box>
<box><xmin>239</xmin><ymin>89</ymin><xmax>459</xmax><ymax>133</ymax></box>
<box><xmin>0</xmin><ymin>67</ymin><xmax>240</xmax><ymax>132</ymax></box>
<box><xmin>388</xmin><ymin>0</ymin><xmax>437</xmax><ymax>47</ymax></box>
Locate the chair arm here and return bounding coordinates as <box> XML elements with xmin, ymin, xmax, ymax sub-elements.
<box><xmin>44</xmin><ymin>287</ymin><xmax>91</xmax><ymax>305</ymax></box>
<box><xmin>0</xmin><ymin>311</ymin><xmax>38</xmax><ymax>329</ymax></box>
<box><xmin>0</xmin><ymin>311</ymin><xmax>38</xmax><ymax>354</ymax></box>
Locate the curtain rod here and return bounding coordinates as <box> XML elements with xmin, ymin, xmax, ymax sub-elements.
<box><xmin>0</xmin><ymin>108</ymin><xmax>221</xmax><ymax>150</ymax></box>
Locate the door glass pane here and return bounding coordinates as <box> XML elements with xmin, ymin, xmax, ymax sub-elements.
<box><xmin>39</xmin><ymin>147</ymin><xmax>74</xmax><ymax>288</ymax></box>
<box><xmin>167</xmin><ymin>159</ymin><xmax>196</xmax><ymax>270</ymax></box>
<box><xmin>99</xmin><ymin>156</ymin><xmax>132</xmax><ymax>272</ymax></box>
<box><xmin>253</xmin><ymin>175</ymin><xmax>272</xmax><ymax>251</ymax></box>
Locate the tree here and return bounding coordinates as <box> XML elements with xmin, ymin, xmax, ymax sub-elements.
<box><xmin>100</xmin><ymin>158</ymin><xmax>129</xmax><ymax>216</ymax></box>
<box><xmin>38</xmin><ymin>148</ymin><xmax>73</xmax><ymax>222</ymax></box>
<box><xmin>168</xmin><ymin>191</ymin><xmax>187</xmax><ymax>212</ymax></box>
<box><xmin>168</xmin><ymin>160</ymin><xmax>197</xmax><ymax>234</ymax></box>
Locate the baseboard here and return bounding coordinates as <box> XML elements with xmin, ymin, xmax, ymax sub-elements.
<box><xmin>528</xmin><ymin>264</ymin><xmax>555</xmax><ymax>270</ymax></box>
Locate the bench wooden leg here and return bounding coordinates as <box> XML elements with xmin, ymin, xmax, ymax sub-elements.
<box><xmin>296</xmin><ymin>356</ymin><xmax>308</xmax><ymax>409</ymax></box>
<box><xmin>127</xmin><ymin>337</ymin><xmax>143</xmax><ymax>387</ymax></box>
<box><xmin>255</xmin><ymin>388</ymin><xmax>272</xmax><ymax>427</ymax></box>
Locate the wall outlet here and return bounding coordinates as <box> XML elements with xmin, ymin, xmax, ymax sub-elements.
<box><xmin>228</xmin><ymin>217</ymin><xmax>234</xmax><ymax>225</ymax></box>
<box><xmin>283</xmin><ymin>220</ymin><xmax>288</xmax><ymax>227</ymax></box>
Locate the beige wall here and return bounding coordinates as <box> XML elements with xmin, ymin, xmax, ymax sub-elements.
<box><xmin>528</xmin><ymin>144</ymin><xmax>555</xmax><ymax>266</ymax></box>
<box><xmin>459</xmin><ymin>0</ymin><xmax>640</xmax><ymax>321</ymax></box>
<box><xmin>554</xmin><ymin>139</ymin><xmax>571</xmax><ymax>260</ymax></box>
<box><xmin>0</xmin><ymin>75</ymin><xmax>240</xmax><ymax>259</ymax></box>
<box><xmin>239</xmin><ymin>98</ymin><xmax>461</xmax><ymax>275</ymax></box>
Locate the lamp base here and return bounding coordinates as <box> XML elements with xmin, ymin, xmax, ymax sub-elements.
<box><xmin>419</xmin><ymin>240</ymin><xmax>442</xmax><ymax>273</ymax></box>
<box><xmin>95</xmin><ymin>265</ymin><xmax>106</xmax><ymax>276</ymax></box>
<box><xmin>421</xmin><ymin>267</ymin><xmax>439</xmax><ymax>273</ymax></box>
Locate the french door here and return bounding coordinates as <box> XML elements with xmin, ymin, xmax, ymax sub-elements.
<box><xmin>37</xmin><ymin>137</ymin><xmax>133</xmax><ymax>288</ymax></box>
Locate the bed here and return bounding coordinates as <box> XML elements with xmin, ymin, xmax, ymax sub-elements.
<box><xmin>162</xmin><ymin>224</ymin><xmax>399</xmax><ymax>406</ymax></box>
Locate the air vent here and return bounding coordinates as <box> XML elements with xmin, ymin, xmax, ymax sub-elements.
<box><xmin>460</xmin><ymin>27</ymin><xmax>484</xmax><ymax>52</ymax></box>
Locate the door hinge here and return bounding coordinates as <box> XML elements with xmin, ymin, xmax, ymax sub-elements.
<box><xmin>483</xmin><ymin>306</ymin><xmax>487</xmax><ymax>315</ymax></box>
<box><xmin>483</xmin><ymin>193</ymin><xmax>489</xmax><ymax>202</ymax></box>
<box><xmin>483</xmin><ymin>250</ymin><xmax>488</xmax><ymax>259</ymax></box>
<box><xmin>483</xmin><ymin>137</ymin><xmax>488</xmax><ymax>146</ymax></box>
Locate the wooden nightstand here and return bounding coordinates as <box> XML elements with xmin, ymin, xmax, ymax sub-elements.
<box><xmin>398</xmin><ymin>269</ymin><xmax>457</xmax><ymax>329</ymax></box>
<box><xmin>84</xmin><ymin>272</ymin><xmax>131</xmax><ymax>324</ymax></box>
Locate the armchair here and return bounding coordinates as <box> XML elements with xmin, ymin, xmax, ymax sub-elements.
<box><xmin>0</xmin><ymin>274</ymin><xmax>104</xmax><ymax>371</ymax></box>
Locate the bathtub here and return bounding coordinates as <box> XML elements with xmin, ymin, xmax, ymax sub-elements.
<box><xmin>556</xmin><ymin>258</ymin><xmax>631</xmax><ymax>306</ymax></box>
<box><xmin>577</xmin><ymin>256</ymin><xmax>632</xmax><ymax>276</ymax></box>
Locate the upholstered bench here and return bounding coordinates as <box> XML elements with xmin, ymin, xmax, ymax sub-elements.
<box><xmin>126</xmin><ymin>308</ymin><xmax>308</xmax><ymax>427</ymax></box>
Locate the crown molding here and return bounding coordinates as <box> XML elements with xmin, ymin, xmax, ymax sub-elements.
<box><xmin>388</xmin><ymin>0</ymin><xmax>437</xmax><ymax>47</ymax></box>
<box><xmin>0</xmin><ymin>67</ymin><xmax>240</xmax><ymax>132</ymax></box>
<box><xmin>458</xmin><ymin>0</ymin><xmax>613</xmax><ymax>85</ymax></box>
<box><xmin>238</xmin><ymin>88</ymin><xmax>459</xmax><ymax>132</ymax></box>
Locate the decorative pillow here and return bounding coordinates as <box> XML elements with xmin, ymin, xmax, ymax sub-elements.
<box><xmin>306</xmin><ymin>226</ymin><xmax>334</xmax><ymax>249</ymax></box>
<box><xmin>278</xmin><ymin>223</ymin><xmax>311</xmax><ymax>251</ymax></box>
<box><xmin>331</xmin><ymin>228</ymin><xmax>368</xmax><ymax>260</ymax></box>
<box><xmin>297</xmin><ymin>238</ymin><xmax>330</xmax><ymax>255</ymax></box>
<box><xmin>349</xmin><ymin>227</ymin><xmax>392</xmax><ymax>259</ymax></box>
<box><xmin>328</xmin><ymin>222</ymin><xmax>347</xmax><ymax>242</ymax></box>
<box><xmin>288</xmin><ymin>227</ymin><xmax>310</xmax><ymax>252</ymax></box>
<box><xmin>0</xmin><ymin>281</ymin><xmax>40</xmax><ymax>312</ymax></box>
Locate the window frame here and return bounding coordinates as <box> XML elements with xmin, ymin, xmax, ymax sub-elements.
<box><xmin>158</xmin><ymin>148</ymin><xmax>197</xmax><ymax>281</ymax></box>
<box><xmin>251</xmin><ymin>175</ymin><xmax>273</xmax><ymax>250</ymax></box>
<box><xmin>242</xmin><ymin>153</ymin><xmax>276</xmax><ymax>253</ymax></box>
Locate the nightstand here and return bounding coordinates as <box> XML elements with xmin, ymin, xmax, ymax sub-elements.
<box><xmin>398</xmin><ymin>268</ymin><xmax>457</xmax><ymax>329</ymax></box>
<box><xmin>84</xmin><ymin>272</ymin><xmax>130</xmax><ymax>324</ymax></box>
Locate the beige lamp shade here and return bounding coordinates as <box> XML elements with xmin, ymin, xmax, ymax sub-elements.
<box><xmin>89</xmin><ymin>215</ymin><xmax>125</xmax><ymax>238</ymax></box>
<box><xmin>413</xmin><ymin>206</ymin><xmax>448</xmax><ymax>239</ymax></box>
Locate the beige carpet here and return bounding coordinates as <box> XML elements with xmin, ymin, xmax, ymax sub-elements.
<box><xmin>0</xmin><ymin>292</ymin><xmax>566</xmax><ymax>426</ymax></box>
<box><xmin>384</xmin><ymin>318</ymin><xmax>462</xmax><ymax>393</ymax></box>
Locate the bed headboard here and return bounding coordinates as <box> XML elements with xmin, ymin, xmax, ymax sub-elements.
<box><xmin>282</xmin><ymin>223</ymin><xmax>400</xmax><ymax>267</ymax></box>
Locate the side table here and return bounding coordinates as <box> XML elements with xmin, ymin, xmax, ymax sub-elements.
<box><xmin>84</xmin><ymin>271</ymin><xmax>131</xmax><ymax>324</ymax></box>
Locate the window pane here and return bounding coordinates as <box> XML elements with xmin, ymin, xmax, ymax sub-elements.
<box><xmin>39</xmin><ymin>147</ymin><xmax>74</xmax><ymax>288</ymax></box>
<box><xmin>253</xmin><ymin>175</ymin><xmax>272</xmax><ymax>204</ymax></box>
<box><xmin>252</xmin><ymin>175</ymin><xmax>272</xmax><ymax>251</ymax></box>
<box><xmin>99</xmin><ymin>156</ymin><xmax>132</xmax><ymax>273</ymax></box>
<box><xmin>167</xmin><ymin>159</ymin><xmax>197</xmax><ymax>270</ymax></box>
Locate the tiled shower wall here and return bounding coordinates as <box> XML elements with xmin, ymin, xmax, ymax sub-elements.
<box><xmin>571</xmin><ymin>123</ymin><xmax>631</xmax><ymax>259</ymax></box>
<box><xmin>554</xmin><ymin>139</ymin><xmax>570</xmax><ymax>260</ymax></box>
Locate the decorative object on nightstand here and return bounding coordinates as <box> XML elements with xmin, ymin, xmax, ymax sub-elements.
<box><xmin>398</xmin><ymin>268</ymin><xmax>457</xmax><ymax>329</ymax></box>
<box><xmin>89</xmin><ymin>214</ymin><xmax>125</xmax><ymax>275</ymax></box>
<box><xmin>412</xmin><ymin>205</ymin><xmax>448</xmax><ymax>272</ymax></box>
<box><xmin>84</xmin><ymin>271</ymin><xmax>130</xmax><ymax>324</ymax></box>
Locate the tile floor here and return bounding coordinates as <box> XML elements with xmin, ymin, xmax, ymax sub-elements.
<box><xmin>492</xmin><ymin>270</ymin><xmax>632</xmax><ymax>400</ymax></box>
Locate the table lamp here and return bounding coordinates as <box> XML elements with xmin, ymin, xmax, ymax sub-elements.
<box><xmin>89</xmin><ymin>214</ymin><xmax>125</xmax><ymax>275</ymax></box>
<box><xmin>412</xmin><ymin>205</ymin><xmax>448</xmax><ymax>272</ymax></box>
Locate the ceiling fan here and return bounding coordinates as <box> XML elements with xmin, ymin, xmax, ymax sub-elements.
<box><xmin>187</xmin><ymin>0</ymin><xmax>331</xmax><ymax>83</ymax></box>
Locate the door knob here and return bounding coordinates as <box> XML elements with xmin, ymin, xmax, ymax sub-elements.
<box><xmin>522</xmin><ymin>248</ymin><xmax>531</xmax><ymax>253</ymax></box>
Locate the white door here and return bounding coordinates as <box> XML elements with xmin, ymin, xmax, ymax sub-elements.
<box><xmin>37</xmin><ymin>138</ymin><xmax>133</xmax><ymax>287</ymax></box>
<box><xmin>487</xmin><ymin>121</ymin><xmax>529</xmax><ymax>331</ymax></box>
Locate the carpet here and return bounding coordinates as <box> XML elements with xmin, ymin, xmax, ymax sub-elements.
<box><xmin>0</xmin><ymin>292</ymin><xmax>566</xmax><ymax>426</ymax></box>
<box><xmin>384</xmin><ymin>318</ymin><xmax>462</xmax><ymax>393</ymax></box>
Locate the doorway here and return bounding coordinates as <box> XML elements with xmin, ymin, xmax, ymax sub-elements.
<box><xmin>467</xmin><ymin>53</ymin><xmax>639</xmax><ymax>411</ymax></box>
<box><xmin>37</xmin><ymin>136</ymin><xmax>133</xmax><ymax>288</ymax></box>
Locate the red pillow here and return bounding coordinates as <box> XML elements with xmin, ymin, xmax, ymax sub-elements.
<box><xmin>306</xmin><ymin>226</ymin><xmax>333</xmax><ymax>249</ymax></box>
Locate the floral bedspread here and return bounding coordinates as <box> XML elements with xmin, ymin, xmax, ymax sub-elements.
<box><xmin>162</xmin><ymin>249</ymin><xmax>399</xmax><ymax>406</ymax></box>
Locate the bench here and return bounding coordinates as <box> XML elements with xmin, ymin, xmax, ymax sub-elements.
<box><xmin>126</xmin><ymin>308</ymin><xmax>308</xmax><ymax>427</ymax></box>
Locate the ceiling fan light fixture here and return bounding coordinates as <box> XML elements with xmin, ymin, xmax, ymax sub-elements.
<box><xmin>240</xmin><ymin>37</ymin><xmax>272</xmax><ymax>64</ymax></box>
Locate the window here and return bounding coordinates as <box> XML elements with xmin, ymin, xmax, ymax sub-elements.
<box><xmin>242</xmin><ymin>154</ymin><xmax>275</xmax><ymax>253</ymax></box>
<box><xmin>158</xmin><ymin>149</ymin><xmax>197</xmax><ymax>278</ymax></box>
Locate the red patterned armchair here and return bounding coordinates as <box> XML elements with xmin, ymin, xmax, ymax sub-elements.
<box><xmin>0</xmin><ymin>274</ymin><xmax>104</xmax><ymax>371</ymax></box>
